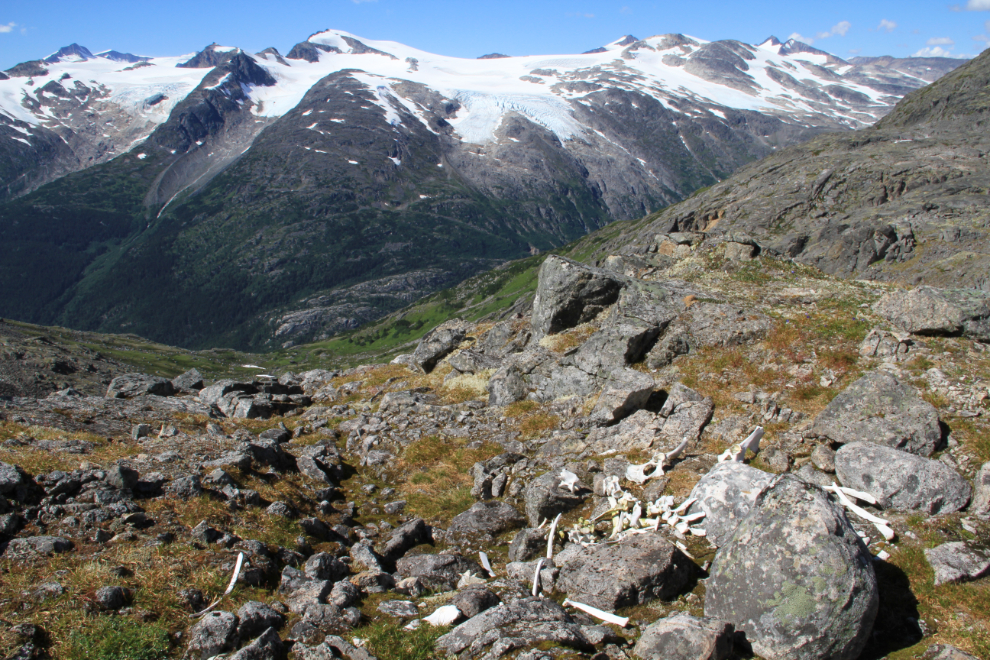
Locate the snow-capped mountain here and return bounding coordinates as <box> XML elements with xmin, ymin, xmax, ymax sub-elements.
<box><xmin>0</xmin><ymin>31</ymin><xmax>965</xmax><ymax>349</ymax></box>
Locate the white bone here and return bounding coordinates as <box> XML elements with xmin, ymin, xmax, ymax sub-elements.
<box><xmin>559</xmin><ymin>470</ymin><xmax>580</xmax><ymax>493</ymax></box>
<box><xmin>192</xmin><ymin>552</ymin><xmax>244</xmax><ymax>618</ymax></box>
<box><xmin>825</xmin><ymin>484</ymin><xmax>895</xmax><ymax>541</ymax></box>
<box><xmin>689</xmin><ymin>526</ymin><xmax>707</xmax><ymax>537</ymax></box>
<box><xmin>673</xmin><ymin>497</ymin><xmax>696</xmax><ymax>514</ymax></box>
<box><xmin>833</xmin><ymin>485</ymin><xmax>879</xmax><ymax>506</ymax></box>
<box><xmin>479</xmin><ymin>551</ymin><xmax>496</xmax><ymax>578</ymax></box>
<box><xmin>625</xmin><ymin>460</ymin><xmax>659</xmax><ymax>484</ymax></box>
<box><xmin>741</xmin><ymin>427</ymin><xmax>764</xmax><ymax>454</ymax></box>
<box><xmin>547</xmin><ymin>513</ymin><xmax>562</xmax><ymax>560</ymax></box>
<box><xmin>532</xmin><ymin>558</ymin><xmax>545</xmax><ymax>597</ymax></box>
<box><xmin>563</xmin><ymin>599</ymin><xmax>629</xmax><ymax>627</ymax></box>
<box><xmin>719</xmin><ymin>427</ymin><xmax>764</xmax><ymax>462</ymax></box>
<box><xmin>424</xmin><ymin>605</ymin><xmax>461</xmax><ymax>627</ymax></box>
<box><xmin>664</xmin><ymin>437</ymin><xmax>690</xmax><ymax>463</ymax></box>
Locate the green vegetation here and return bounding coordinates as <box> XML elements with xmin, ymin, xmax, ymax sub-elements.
<box><xmin>61</xmin><ymin>616</ymin><xmax>171</xmax><ymax>660</ymax></box>
<box><xmin>364</xmin><ymin>620</ymin><xmax>448</xmax><ymax>660</ymax></box>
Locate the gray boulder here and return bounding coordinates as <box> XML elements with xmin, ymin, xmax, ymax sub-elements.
<box><xmin>448</xmin><ymin>349</ymin><xmax>501</xmax><ymax>374</ymax></box>
<box><xmin>487</xmin><ymin>365</ymin><xmax>528</xmax><ymax>406</ymax></box>
<box><xmin>570</xmin><ymin>320</ymin><xmax>661</xmax><ymax>376</ymax></box>
<box><xmin>972</xmin><ymin>462</ymin><xmax>990</xmax><ymax>517</ymax></box>
<box><xmin>835</xmin><ymin>442</ymin><xmax>971</xmax><ymax>514</ymax></box>
<box><xmin>508</xmin><ymin>528</ymin><xmax>548</xmax><ymax>562</ymax></box>
<box><xmin>106</xmin><ymin>373</ymin><xmax>174</xmax><ymax>399</ymax></box>
<box><xmin>657</xmin><ymin>382</ymin><xmax>714</xmax><ymax>443</ymax></box>
<box><xmin>811</xmin><ymin>371</ymin><xmax>941</xmax><ymax>456</ymax></box>
<box><xmin>633</xmin><ymin>612</ymin><xmax>734</xmax><ymax>660</ymax></box>
<box><xmin>105</xmin><ymin>465</ymin><xmax>139</xmax><ymax>491</ymax></box>
<box><xmin>237</xmin><ymin>601</ymin><xmax>285</xmax><ymax>640</ymax></box>
<box><xmin>452</xmin><ymin>587</ymin><xmax>500</xmax><ymax>618</ymax></box>
<box><xmin>436</xmin><ymin>596</ymin><xmax>594</xmax><ymax>657</ymax></box>
<box><xmin>395</xmin><ymin>554</ymin><xmax>483</xmax><ymax>590</ymax></box>
<box><xmin>686</xmin><ymin>461</ymin><xmax>775</xmax><ymax>548</ymax></box>
<box><xmin>705</xmin><ymin>475</ymin><xmax>878</xmax><ymax>660</ymax></box>
<box><xmin>199</xmin><ymin>380</ymin><xmax>257</xmax><ymax>407</ymax></box>
<box><xmin>172</xmin><ymin>368</ymin><xmax>205</xmax><ymax>391</ymax></box>
<box><xmin>229</xmin><ymin>628</ymin><xmax>282</xmax><ymax>660</ymax></box>
<box><xmin>873</xmin><ymin>286</ymin><xmax>990</xmax><ymax>341</ymax></box>
<box><xmin>185</xmin><ymin>611</ymin><xmax>239</xmax><ymax>659</ymax></box>
<box><xmin>412</xmin><ymin>319</ymin><xmax>470</xmax><ymax>373</ymax></box>
<box><xmin>923</xmin><ymin>644</ymin><xmax>982</xmax><ymax>660</ymax></box>
<box><xmin>449</xmin><ymin>500</ymin><xmax>525</xmax><ymax>535</ymax></box>
<box><xmin>305</xmin><ymin>553</ymin><xmax>348</xmax><ymax>582</ymax></box>
<box><xmin>0</xmin><ymin>461</ymin><xmax>25</xmax><ymax>495</ymax></box>
<box><xmin>377</xmin><ymin>600</ymin><xmax>419</xmax><ymax>618</ymax></box>
<box><xmin>378</xmin><ymin>517</ymin><xmax>432</xmax><ymax>564</ymax></box>
<box><xmin>4</xmin><ymin>536</ymin><xmax>73</xmax><ymax>558</ymax></box>
<box><xmin>556</xmin><ymin>534</ymin><xmax>692</xmax><ymax>610</ymax></box>
<box><xmin>94</xmin><ymin>586</ymin><xmax>130</xmax><ymax>610</ymax></box>
<box><xmin>680</xmin><ymin>302</ymin><xmax>771</xmax><ymax>348</ymax></box>
<box><xmin>524</xmin><ymin>470</ymin><xmax>586</xmax><ymax>527</ymax></box>
<box><xmin>924</xmin><ymin>542</ymin><xmax>990</xmax><ymax>586</ymax></box>
<box><xmin>585</xmin><ymin>409</ymin><xmax>662</xmax><ymax>454</ymax></box>
<box><xmin>531</xmin><ymin>255</ymin><xmax>624</xmax><ymax>337</ymax></box>
<box><xmin>589</xmin><ymin>368</ymin><xmax>655</xmax><ymax>425</ymax></box>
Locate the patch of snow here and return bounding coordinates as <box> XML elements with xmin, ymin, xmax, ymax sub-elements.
<box><xmin>136</xmin><ymin>153</ymin><xmax>147</xmax><ymax>159</ymax></box>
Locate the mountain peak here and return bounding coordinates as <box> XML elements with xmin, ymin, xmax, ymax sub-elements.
<box><xmin>96</xmin><ymin>50</ymin><xmax>151</xmax><ymax>64</ymax></box>
<box><xmin>43</xmin><ymin>43</ymin><xmax>95</xmax><ymax>64</ymax></box>
<box><xmin>477</xmin><ymin>53</ymin><xmax>510</xmax><ymax>60</ymax></box>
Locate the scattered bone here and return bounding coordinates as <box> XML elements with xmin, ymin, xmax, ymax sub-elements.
<box><xmin>191</xmin><ymin>552</ymin><xmax>243</xmax><ymax>618</ymax></box>
<box><xmin>563</xmin><ymin>598</ymin><xmax>629</xmax><ymax>627</ymax></box>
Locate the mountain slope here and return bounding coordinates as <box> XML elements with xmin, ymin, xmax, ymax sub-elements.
<box><xmin>591</xmin><ymin>47</ymin><xmax>990</xmax><ymax>291</ymax></box>
<box><xmin>0</xmin><ymin>31</ymin><xmax>968</xmax><ymax>349</ymax></box>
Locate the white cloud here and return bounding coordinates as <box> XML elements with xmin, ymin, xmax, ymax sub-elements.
<box><xmin>0</xmin><ymin>22</ymin><xmax>16</xmax><ymax>33</ymax></box>
<box><xmin>877</xmin><ymin>19</ymin><xmax>897</xmax><ymax>33</ymax></box>
<box><xmin>811</xmin><ymin>20</ymin><xmax>852</xmax><ymax>41</ymax></box>
<box><xmin>975</xmin><ymin>35</ymin><xmax>989</xmax><ymax>41</ymax></box>
<box><xmin>912</xmin><ymin>45</ymin><xmax>954</xmax><ymax>56</ymax></box>
<box><xmin>966</xmin><ymin>0</ymin><xmax>990</xmax><ymax>9</ymax></box>
<box><xmin>927</xmin><ymin>36</ymin><xmax>955</xmax><ymax>45</ymax></box>
<box><xmin>789</xmin><ymin>32</ymin><xmax>814</xmax><ymax>44</ymax></box>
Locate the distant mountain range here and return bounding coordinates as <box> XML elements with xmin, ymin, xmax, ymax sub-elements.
<box><xmin>0</xmin><ymin>30</ymin><xmax>966</xmax><ymax>350</ymax></box>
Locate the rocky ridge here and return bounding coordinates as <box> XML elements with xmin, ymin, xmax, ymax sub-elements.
<box><xmin>1</xmin><ymin>242</ymin><xmax>988</xmax><ymax>659</ymax></box>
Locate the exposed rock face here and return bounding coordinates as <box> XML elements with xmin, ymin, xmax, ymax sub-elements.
<box><xmin>555</xmin><ymin>534</ymin><xmax>693</xmax><ymax>610</ymax></box>
<box><xmin>686</xmin><ymin>461</ymin><xmax>775</xmax><ymax>547</ymax></box>
<box><xmin>973</xmin><ymin>462</ymin><xmax>990</xmax><ymax>517</ymax></box>
<box><xmin>589</xmin><ymin>368</ymin><xmax>656</xmax><ymax>425</ymax></box>
<box><xmin>633</xmin><ymin>613</ymin><xmax>735</xmax><ymax>660</ymax></box>
<box><xmin>411</xmin><ymin>320</ymin><xmax>470</xmax><ymax>373</ymax></box>
<box><xmin>924</xmin><ymin>542</ymin><xmax>990</xmax><ymax>586</ymax></box>
<box><xmin>531</xmin><ymin>256</ymin><xmax>624</xmax><ymax>338</ymax></box>
<box><xmin>705</xmin><ymin>475</ymin><xmax>879</xmax><ymax>660</ymax></box>
<box><xmin>448</xmin><ymin>500</ymin><xmax>525</xmax><ymax>535</ymax></box>
<box><xmin>811</xmin><ymin>371</ymin><xmax>941</xmax><ymax>456</ymax></box>
<box><xmin>835</xmin><ymin>442</ymin><xmax>972</xmax><ymax>514</ymax></box>
<box><xmin>106</xmin><ymin>373</ymin><xmax>175</xmax><ymax>399</ymax></box>
<box><xmin>524</xmin><ymin>470</ymin><xmax>587</xmax><ymax>527</ymax></box>
<box><xmin>923</xmin><ymin>644</ymin><xmax>983</xmax><ymax>660</ymax></box>
<box><xmin>874</xmin><ymin>287</ymin><xmax>990</xmax><ymax>341</ymax></box>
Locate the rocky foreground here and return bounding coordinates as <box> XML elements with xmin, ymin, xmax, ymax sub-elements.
<box><xmin>1</xmin><ymin>248</ymin><xmax>989</xmax><ymax>660</ymax></box>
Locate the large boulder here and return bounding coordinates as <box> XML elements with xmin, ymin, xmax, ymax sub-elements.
<box><xmin>531</xmin><ymin>256</ymin><xmax>624</xmax><ymax>337</ymax></box>
<box><xmin>411</xmin><ymin>320</ymin><xmax>470</xmax><ymax>373</ymax></box>
<box><xmin>686</xmin><ymin>461</ymin><xmax>775</xmax><ymax>548</ymax></box>
<box><xmin>705</xmin><ymin>475</ymin><xmax>878</xmax><ymax>660</ymax></box>
<box><xmin>657</xmin><ymin>382</ymin><xmax>714</xmax><ymax>443</ymax></box>
<box><xmin>924</xmin><ymin>542</ymin><xmax>990</xmax><ymax>586</ymax></box>
<box><xmin>0</xmin><ymin>461</ymin><xmax>26</xmax><ymax>496</ymax></box>
<box><xmin>633</xmin><ymin>613</ymin><xmax>735</xmax><ymax>660</ymax></box>
<box><xmin>185</xmin><ymin>611</ymin><xmax>239</xmax><ymax>659</ymax></box>
<box><xmin>873</xmin><ymin>286</ymin><xmax>990</xmax><ymax>341</ymax></box>
<box><xmin>811</xmin><ymin>371</ymin><xmax>941</xmax><ymax>456</ymax></box>
<box><xmin>106</xmin><ymin>373</ymin><xmax>174</xmax><ymax>399</ymax></box>
<box><xmin>835</xmin><ymin>442</ymin><xmax>971</xmax><ymax>514</ymax></box>
<box><xmin>524</xmin><ymin>470</ymin><xmax>586</xmax><ymax>527</ymax></box>
<box><xmin>172</xmin><ymin>368</ymin><xmax>205</xmax><ymax>391</ymax></box>
<box><xmin>395</xmin><ymin>554</ymin><xmax>483</xmax><ymax>590</ymax></box>
<box><xmin>487</xmin><ymin>365</ymin><xmax>528</xmax><ymax>406</ymax></box>
<box><xmin>589</xmin><ymin>368</ymin><xmax>655</xmax><ymax>425</ymax></box>
<box><xmin>556</xmin><ymin>534</ymin><xmax>693</xmax><ymax>610</ymax></box>
<box><xmin>448</xmin><ymin>501</ymin><xmax>525</xmax><ymax>536</ymax></box>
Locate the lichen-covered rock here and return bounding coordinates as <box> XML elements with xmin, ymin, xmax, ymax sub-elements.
<box><xmin>229</xmin><ymin>627</ymin><xmax>283</xmax><ymax>660</ymax></box>
<box><xmin>237</xmin><ymin>601</ymin><xmax>285</xmax><ymax>640</ymax></box>
<box><xmin>556</xmin><ymin>534</ymin><xmax>692</xmax><ymax>610</ymax></box>
<box><xmin>657</xmin><ymin>382</ymin><xmax>714</xmax><ymax>443</ymax></box>
<box><xmin>835</xmin><ymin>442</ymin><xmax>971</xmax><ymax>514</ymax></box>
<box><xmin>411</xmin><ymin>319</ymin><xmax>470</xmax><ymax>373</ymax></box>
<box><xmin>436</xmin><ymin>596</ymin><xmax>594</xmax><ymax>657</ymax></box>
<box><xmin>705</xmin><ymin>475</ymin><xmax>878</xmax><ymax>660</ymax></box>
<box><xmin>811</xmin><ymin>371</ymin><xmax>941</xmax><ymax>456</ymax></box>
<box><xmin>185</xmin><ymin>611</ymin><xmax>239</xmax><ymax>660</ymax></box>
<box><xmin>686</xmin><ymin>461</ymin><xmax>775</xmax><ymax>547</ymax></box>
<box><xmin>924</xmin><ymin>542</ymin><xmax>990</xmax><ymax>586</ymax></box>
<box><xmin>4</xmin><ymin>536</ymin><xmax>73</xmax><ymax>558</ymax></box>
<box><xmin>873</xmin><ymin>286</ymin><xmax>990</xmax><ymax>341</ymax></box>
<box><xmin>106</xmin><ymin>373</ymin><xmax>174</xmax><ymax>399</ymax></box>
<box><xmin>589</xmin><ymin>368</ymin><xmax>655</xmax><ymax>425</ymax></box>
<box><xmin>395</xmin><ymin>554</ymin><xmax>483</xmax><ymax>591</ymax></box>
<box><xmin>972</xmin><ymin>462</ymin><xmax>990</xmax><ymax>518</ymax></box>
<box><xmin>633</xmin><ymin>612</ymin><xmax>735</xmax><ymax>660</ymax></box>
<box><xmin>531</xmin><ymin>256</ymin><xmax>624</xmax><ymax>337</ymax></box>
<box><xmin>524</xmin><ymin>470</ymin><xmax>586</xmax><ymax>527</ymax></box>
<box><xmin>448</xmin><ymin>500</ymin><xmax>525</xmax><ymax>535</ymax></box>
<box><xmin>922</xmin><ymin>644</ymin><xmax>982</xmax><ymax>660</ymax></box>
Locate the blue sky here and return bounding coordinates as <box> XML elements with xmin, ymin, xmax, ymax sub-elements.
<box><xmin>1</xmin><ymin>0</ymin><xmax>989</xmax><ymax>69</ymax></box>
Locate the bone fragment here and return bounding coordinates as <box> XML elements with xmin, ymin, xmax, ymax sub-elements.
<box><xmin>559</xmin><ymin>470</ymin><xmax>580</xmax><ymax>493</ymax></box>
<box><xmin>192</xmin><ymin>552</ymin><xmax>244</xmax><ymax>618</ymax></box>
<box><xmin>563</xmin><ymin>599</ymin><xmax>629</xmax><ymax>627</ymax></box>
<box><xmin>424</xmin><ymin>605</ymin><xmax>461</xmax><ymax>627</ymax></box>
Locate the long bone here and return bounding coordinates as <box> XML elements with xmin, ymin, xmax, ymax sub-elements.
<box><xmin>625</xmin><ymin>437</ymin><xmax>690</xmax><ymax>484</ymax></box>
<box><xmin>718</xmin><ymin>427</ymin><xmax>765</xmax><ymax>462</ymax></box>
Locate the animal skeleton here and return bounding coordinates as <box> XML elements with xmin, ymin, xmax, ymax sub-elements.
<box><xmin>824</xmin><ymin>483</ymin><xmax>895</xmax><ymax>541</ymax></box>
<box><xmin>625</xmin><ymin>437</ymin><xmax>690</xmax><ymax>484</ymax></box>
<box><xmin>718</xmin><ymin>426</ymin><xmax>764</xmax><ymax>463</ymax></box>
<box><xmin>559</xmin><ymin>470</ymin><xmax>580</xmax><ymax>492</ymax></box>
